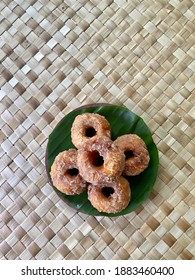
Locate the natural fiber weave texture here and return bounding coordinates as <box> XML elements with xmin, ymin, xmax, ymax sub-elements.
<box><xmin>0</xmin><ymin>0</ymin><xmax>195</xmax><ymax>260</ymax></box>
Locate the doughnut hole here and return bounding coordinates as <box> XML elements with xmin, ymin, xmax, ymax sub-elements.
<box><xmin>89</xmin><ymin>150</ymin><xmax>104</xmax><ymax>167</ymax></box>
<box><xmin>124</xmin><ymin>150</ymin><xmax>134</xmax><ymax>159</ymax></box>
<box><xmin>102</xmin><ymin>186</ymin><xmax>114</xmax><ymax>198</ymax></box>
<box><xmin>65</xmin><ymin>168</ymin><xmax>79</xmax><ymax>177</ymax></box>
<box><xmin>85</xmin><ymin>126</ymin><xmax>96</xmax><ymax>137</ymax></box>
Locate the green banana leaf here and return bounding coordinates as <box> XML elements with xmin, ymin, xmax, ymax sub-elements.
<box><xmin>46</xmin><ymin>104</ymin><xmax>159</xmax><ymax>217</ymax></box>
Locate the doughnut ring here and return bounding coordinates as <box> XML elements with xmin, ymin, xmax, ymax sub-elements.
<box><xmin>114</xmin><ymin>134</ymin><xmax>150</xmax><ymax>176</ymax></box>
<box><xmin>88</xmin><ymin>176</ymin><xmax>131</xmax><ymax>213</ymax></box>
<box><xmin>71</xmin><ymin>113</ymin><xmax>111</xmax><ymax>149</ymax></box>
<box><xmin>50</xmin><ymin>149</ymin><xmax>88</xmax><ymax>195</ymax></box>
<box><xmin>77</xmin><ymin>136</ymin><xmax>125</xmax><ymax>184</ymax></box>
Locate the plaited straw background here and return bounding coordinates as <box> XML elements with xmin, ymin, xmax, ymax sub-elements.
<box><xmin>0</xmin><ymin>0</ymin><xmax>195</xmax><ymax>260</ymax></box>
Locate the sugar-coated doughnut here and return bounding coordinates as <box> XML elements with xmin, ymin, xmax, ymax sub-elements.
<box><xmin>71</xmin><ymin>113</ymin><xmax>111</xmax><ymax>149</ymax></box>
<box><xmin>88</xmin><ymin>176</ymin><xmax>131</xmax><ymax>213</ymax></box>
<box><xmin>114</xmin><ymin>134</ymin><xmax>150</xmax><ymax>176</ymax></box>
<box><xmin>77</xmin><ymin>136</ymin><xmax>125</xmax><ymax>184</ymax></box>
<box><xmin>50</xmin><ymin>149</ymin><xmax>88</xmax><ymax>195</ymax></box>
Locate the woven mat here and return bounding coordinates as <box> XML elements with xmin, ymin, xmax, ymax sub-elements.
<box><xmin>0</xmin><ymin>0</ymin><xmax>195</xmax><ymax>260</ymax></box>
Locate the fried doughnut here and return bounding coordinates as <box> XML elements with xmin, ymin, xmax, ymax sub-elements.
<box><xmin>71</xmin><ymin>113</ymin><xmax>111</xmax><ymax>149</ymax></box>
<box><xmin>88</xmin><ymin>176</ymin><xmax>131</xmax><ymax>213</ymax></box>
<box><xmin>114</xmin><ymin>134</ymin><xmax>150</xmax><ymax>176</ymax></box>
<box><xmin>50</xmin><ymin>149</ymin><xmax>88</xmax><ymax>195</ymax></box>
<box><xmin>77</xmin><ymin>136</ymin><xmax>125</xmax><ymax>184</ymax></box>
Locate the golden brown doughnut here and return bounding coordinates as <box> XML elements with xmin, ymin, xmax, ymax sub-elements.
<box><xmin>88</xmin><ymin>176</ymin><xmax>131</xmax><ymax>213</ymax></box>
<box><xmin>77</xmin><ymin>136</ymin><xmax>125</xmax><ymax>184</ymax></box>
<box><xmin>114</xmin><ymin>134</ymin><xmax>150</xmax><ymax>176</ymax></box>
<box><xmin>50</xmin><ymin>149</ymin><xmax>88</xmax><ymax>195</ymax></box>
<box><xmin>71</xmin><ymin>113</ymin><xmax>111</xmax><ymax>149</ymax></box>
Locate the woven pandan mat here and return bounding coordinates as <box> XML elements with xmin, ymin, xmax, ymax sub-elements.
<box><xmin>0</xmin><ymin>0</ymin><xmax>195</xmax><ymax>260</ymax></box>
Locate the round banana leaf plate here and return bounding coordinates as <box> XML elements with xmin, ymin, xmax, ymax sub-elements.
<box><xmin>45</xmin><ymin>104</ymin><xmax>159</xmax><ymax>217</ymax></box>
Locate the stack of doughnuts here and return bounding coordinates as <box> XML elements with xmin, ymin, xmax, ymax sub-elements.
<box><xmin>50</xmin><ymin>113</ymin><xmax>150</xmax><ymax>214</ymax></box>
